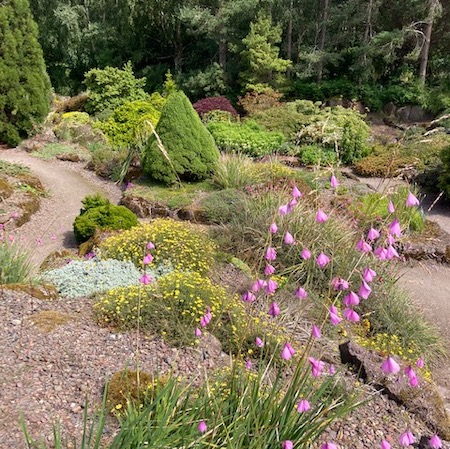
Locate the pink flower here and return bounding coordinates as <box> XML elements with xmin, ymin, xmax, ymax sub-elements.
<box><xmin>269</xmin><ymin>222</ymin><xmax>278</xmax><ymax>234</ymax></box>
<box><xmin>381</xmin><ymin>440</ymin><xmax>391</xmax><ymax>449</ymax></box>
<box><xmin>363</xmin><ymin>267</ymin><xmax>377</xmax><ymax>283</ymax></box>
<box><xmin>308</xmin><ymin>357</ymin><xmax>325</xmax><ymax>377</ymax></box>
<box><xmin>50</xmin><ymin>234</ymin><xmax>57</xmax><ymax>241</ymax></box>
<box><xmin>358</xmin><ymin>281</ymin><xmax>372</xmax><ymax>299</ymax></box>
<box><xmin>331</xmin><ymin>277</ymin><xmax>349</xmax><ymax>291</ymax></box>
<box><xmin>282</xmin><ymin>441</ymin><xmax>294</xmax><ymax>449</ymax></box>
<box><xmin>356</xmin><ymin>239</ymin><xmax>372</xmax><ymax>253</ymax></box>
<box><xmin>330</xmin><ymin>175</ymin><xmax>339</xmax><ymax>189</ymax></box>
<box><xmin>252</xmin><ymin>279</ymin><xmax>267</xmax><ymax>292</ymax></box>
<box><xmin>279</xmin><ymin>204</ymin><xmax>289</xmax><ymax>215</ymax></box>
<box><xmin>386</xmin><ymin>245</ymin><xmax>399</xmax><ymax>260</ymax></box>
<box><xmin>321</xmin><ymin>442</ymin><xmax>338</xmax><ymax>449</ymax></box>
<box><xmin>242</xmin><ymin>291</ymin><xmax>256</xmax><ymax>303</ymax></box>
<box><xmin>406</xmin><ymin>191</ymin><xmax>419</xmax><ymax>207</ymax></box>
<box><xmin>198</xmin><ymin>420</ymin><xmax>207</xmax><ymax>433</ymax></box>
<box><xmin>281</xmin><ymin>342</ymin><xmax>295</xmax><ymax>360</ymax></box>
<box><xmin>139</xmin><ymin>273</ymin><xmax>152</xmax><ymax>285</ymax></box>
<box><xmin>388</xmin><ymin>200</ymin><xmax>395</xmax><ymax>213</ymax></box>
<box><xmin>255</xmin><ymin>337</ymin><xmax>264</xmax><ymax>348</ymax></box>
<box><xmin>316</xmin><ymin>209</ymin><xmax>328</xmax><ymax>223</ymax></box>
<box><xmin>329</xmin><ymin>305</ymin><xmax>342</xmax><ymax>326</ymax></box>
<box><xmin>295</xmin><ymin>287</ymin><xmax>308</xmax><ymax>299</ymax></box>
<box><xmin>296</xmin><ymin>399</ymin><xmax>311</xmax><ymax>412</ymax></box>
<box><xmin>10</xmin><ymin>211</ymin><xmax>19</xmax><ymax>219</ymax></box>
<box><xmin>343</xmin><ymin>291</ymin><xmax>359</xmax><ymax>306</ymax></box>
<box><xmin>374</xmin><ymin>247</ymin><xmax>388</xmax><ymax>260</ymax></box>
<box><xmin>387</xmin><ymin>234</ymin><xmax>396</xmax><ymax>245</ymax></box>
<box><xmin>389</xmin><ymin>219</ymin><xmax>401</xmax><ymax>237</ymax></box>
<box><xmin>195</xmin><ymin>328</ymin><xmax>202</xmax><ymax>337</ymax></box>
<box><xmin>143</xmin><ymin>253</ymin><xmax>153</xmax><ymax>265</ymax></box>
<box><xmin>265</xmin><ymin>247</ymin><xmax>277</xmax><ymax>261</ymax></box>
<box><xmin>343</xmin><ymin>308</ymin><xmax>360</xmax><ymax>322</ymax></box>
<box><xmin>265</xmin><ymin>279</ymin><xmax>278</xmax><ymax>294</ymax></box>
<box><xmin>284</xmin><ymin>232</ymin><xmax>295</xmax><ymax>245</ymax></box>
<box><xmin>329</xmin><ymin>364</ymin><xmax>336</xmax><ymax>375</ymax></box>
<box><xmin>399</xmin><ymin>431</ymin><xmax>415</xmax><ymax>447</ymax></box>
<box><xmin>245</xmin><ymin>359</ymin><xmax>252</xmax><ymax>369</ymax></box>
<box><xmin>416</xmin><ymin>357</ymin><xmax>424</xmax><ymax>369</ymax></box>
<box><xmin>36</xmin><ymin>237</ymin><xmax>43</xmax><ymax>246</ymax></box>
<box><xmin>367</xmin><ymin>227</ymin><xmax>380</xmax><ymax>241</ymax></box>
<box><xmin>292</xmin><ymin>186</ymin><xmax>303</xmax><ymax>199</ymax></box>
<box><xmin>316</xmin><ymin>252</ymin><xmax>330</xmax><ymax>268</ymax></box>
<box><xmin>301</xmin><ymin>248</ymin><xmax>311</xmax><ymax>260</ymax></box>
<box><xmin>146</xmin><ymin>241</ymin><xmax>155</xmax><ymax>250</ymax></box>
<box><xmin>429</xmin><ymin>435</ymin><xmax>442</xmax><ymax>449</ymax></box>
<box><xmin>268</xmin><ymin>302</ymin><xmax>281</xmax><ymax>317</ymax></box>
<box><xmin>409</xmin><ymin>376</ymin><xmax>418</xmax><ymax>387</ymax></box>
<box><xmin>381</xmin><ymin>356</ymin><xmax>400</xmax><ymax>374</ymax></box>
<box><xmin>264</xmin><ymin>264</ymin><xmax>276</xmax><ymax>276</ymax></box>
<box><xmin>311</xmin><ymin>324</ymin><xmax>321</xmax><ymax>339</ymax></box>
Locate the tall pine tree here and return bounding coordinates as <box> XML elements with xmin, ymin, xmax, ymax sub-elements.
<box><xmin>0</xmin><ymin>0</ymin><xmax>51</xmax><ymax>146</ymax></box>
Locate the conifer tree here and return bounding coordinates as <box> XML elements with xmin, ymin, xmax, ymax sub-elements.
<box><xmin>142</xmin><ymin>91</ymin><xmax>219</xmax><ymax>185</ymax></box>
<box><xmin>0</xmin><ymin>0</ymin><xmax>51</xmax><ymax>146</ymax></box>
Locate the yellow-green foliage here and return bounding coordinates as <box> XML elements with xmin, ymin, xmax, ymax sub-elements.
<box><xmin>99</xmin><ymin>218</ymin><xmax>216</xmax><ymax>275</ymax></box>
<box><xmin>97</xmin><ymin>94</ymin><xmax>166</xmax><ymax>148</ymax></box>
<box><xmin>60</xmin><ymin>111</ymin><xmax>90</xmax><ymax>125</ymax></box>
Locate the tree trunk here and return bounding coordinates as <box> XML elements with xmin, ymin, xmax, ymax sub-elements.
<box><xmin>219</xmin><ymin>38</ymin><xmax>227</xmax><ymax>71</ymax></box>
<box><xmin>317</xmin><ymin>0</ymin><xmax>329</xmax><ymax>84</ymax></box>
<box><xmin>419</xmin><ymin>19</ymin><xmax>433</xmax><ymax>83</ymax></box>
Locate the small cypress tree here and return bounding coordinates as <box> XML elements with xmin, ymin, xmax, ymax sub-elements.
<box><xmin>0</xmin><ymin>0</ymin><xmax>51</xmax><ymax>146</ymax></box>
<box><xmin>142</xmin><ymin>91</ymin><xmax>219</xmax><ymax>185</ymax></box>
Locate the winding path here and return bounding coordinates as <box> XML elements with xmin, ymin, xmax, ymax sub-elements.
<box><xmin>0</xmin><ymin>148</ymin><xmax>122</xmax><ymax>269</ymax></box>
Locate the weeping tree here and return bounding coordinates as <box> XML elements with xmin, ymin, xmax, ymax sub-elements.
<box><xmin>0</xmin><ymin>0</ymin><xmax>51</xmax><ymax>146</ymax></box>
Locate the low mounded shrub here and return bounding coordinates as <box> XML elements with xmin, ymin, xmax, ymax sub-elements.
<box><xmin>193</xmin><ymin>96</ymin><xmax>238</xmax><ymax>118</ymax></box>
<box><xmin>200</xmin><ymin>189</ymin><xmax>246</xmax><ymax>224</ymax></box>
<box><xmin>98</xmin><ymin>218</ymin><xmax>216</xmax><ymax>275</ymax></box>
<box><xmin>207</xmin><ymin>120</ymin><xmax>285</xmax><ymax>157</ymax></box>
<box><xmin>298</xmin><ymin>145</ymin><xmax>338</xmax><ymax>166</ymax></box>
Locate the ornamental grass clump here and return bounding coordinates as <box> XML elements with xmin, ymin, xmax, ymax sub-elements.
<box><xmin>0</xmin><ymin>238</ymin><xmax>32</xmax><ymax>284</ymax></box>
<box><xmin>98</xmin><ymin>218</ymin><xmax>216</xmax><ymax>275</ymax></box>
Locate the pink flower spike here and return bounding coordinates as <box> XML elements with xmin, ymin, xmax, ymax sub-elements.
<box><xmin>330</xmin><ymin>175</ymin><xmax>339</xmax><ymax>189</ymax></box>
<box><xmin>255</xmin><ymin>337</ymin><xmax>264</xmax><ymax>348</ymax></box>
<box><xmin>245</xmin><ymin>359</ymin><xmax>252</xmax><ymax>370</ymax></box>
<box><xmin>406</xmin><ymin>191</ymin><xmax>420</xmax><ymax>207</ymax></box>
<box><xmin>429</xmin><ymin>435</ymin><xmax>442</xmax><ymax>449</ymax></box>
<box><xmin>311</xmin><ymin>324</ymin><xmax>321</xmax><ymax>339</ymax></box>
<box><xmin>321</xmin><ymin>442</ymin><xmax>338</xmax><ymax>449</ymax></box>
<box><xmin>343</xmin><ymin>308</ymin><xmax>360</xmax><ymax>322</ymax></box>
<box><xmin>389</xmin><ymin>219</ymin><xmax>401</xmax><ymax>237</ymax></box>
<box><xmin>363</xmin><ymin>267</ymin><xmax>377</xmax><ymax>283</ymax></box>
<box><xmin>329</xmin><ymin>364</ymin><xmax>336</xmax><ymax>375</ymax></box>
<box><xmin>139</xmin><ymin>273</ymin><xmax>152</xmax><ymax>285</ymax></box>
<box><xmin>282</xmin><ymin>440</ymin><xmax>294</xmax><ymax>449</ymax></box>
<box><xmin>416</xmin><ymin>357</ymin><xmax>425</xmax><ymax>369</ymax></box>
<box><xmin>265</xmin><ymin>279</ymin><xmax>278</xmax><ymax>294</ymax></box>
<box><xmin>316</xmin><ymin>252</ymin><xmax>330</xmax><ymax>268</ymax></box>
<box><xmin>381</xmin><ymin>356</ymin><xmax>400</xmax><ymax>374</ymax></box>
<box><xmin>264</xmin><ymin>264</ymin><xmax>276</xmax><ymax>276</ymax></box>
<box><xmin>386</xmin><ymin>245</ymin><xmax>399</xmax><ymax>260</ymax></box>
<box><xmin>289</xmin><ymin>198</ymin><xmax>298</xmax><ymax>208</ymax></box>
<box><xmin>242</xmin><ymin>291</ymin><xmax>256</xmax><ymax>303</ymax></box>
<box><xmin>296</xmin><ymin>399</ymin><xmax>311</xmax><ymax>412</ymax></box>
<box><xmin>268</xmin><ymin>302</ymin><xmax>281</xmax><ymax>317</ymax></box>
<box><xmin>269</xmin><ymin>222</ymin><xmax>278</xmax><ymax>234</ymax></box>
<box><xmin>295</xmin><ymin>287</ymin><xmax>308</xmax><ymax>300</ymax></box>
<box><xmin>358</xmin><ymin>281</ymin><xmax>372</xmax><ymax>299</ymax></box>
<box><xmin>329</xmin><ymin>306</ymin><xmax>342</xmax><ymax>326</ymax></box>
<box><xmin>265</xmin><ymin>247</ymin><xmax>277</xmax><ymax>261</ymax></box>
<box><xmin>409</xmin><ymin>375</ymin><xmax>418</xmax><ymax>387</ymax></box>
<box><xmin>286</xmin><ymin>342</ymin><xmax>296</xmax><ymax>356</ymax></box>
<box><xmin>284</xmin><ymin>232</ymin><xmax>295</xmax><ymax>245</ymax></box>
<box><xmin>387</xmin><ymin>234</ymin><xmax>396</xmax><ymax>245</ymax></box>
<box><xmin>301</xmin><ymin>248</ymin><xmax>311</xmax><ymax>260</ymax></box>
<box><xmin>195</xmin><ymin>328</ymin><xmax>202</xmax><ymax>337</ymax></box>
<box><xmin>367</xmin><ymin>227</ymin><xmax>380</xmax><ymax>241</ymax></box>
<box><xmin>388</xmin><ymin>200</ymin><xmax>395</xmax><ymax>213</ymax></box>
<box><xmin>143</xmin><ymin>253</ymin><xmax>153</xmax><ymax>265</ymax></box>
<box><xmin>292</xmin><ymin>185</ymin><xmax>303</xmax><ymax>199</ymax></box>
<box><xmin>356</xmin><ymin>239</ymin><xmax>372</xmax><ymax>253</ymax></box>
<box><xmin>308</xmin><ymin>357</ymin><xmax>325</xmax><ymax>378</ymax></box>
<box><xmin>198</xmin><ymin>420</ymin><xmax>207</xmax><ymax>433</ymax></box>
<box><xmin>278</xmin><ymin>204</ymin><xmax>289</xmax><ymax>215</ymax></box>
<box><xmin>381</xmin><ymin>440</ymin><xmax>391</xmax><ymax>449</ymax></box>
<box><xmin>146</xmin><ymin>241</ymin><xmax>155</xmax><ymax>250</ymax></box>
<box><xmin>374</xmin><ymin>247</ymin><xmax>388</xmax><ymax>260</ymax></box>
<box><xmin>316</xmin><ymin>209</ymin><xmax>328</xmax><ymax>223</ymax></box>
<box><xmin>281</xmin><ymin>343</ymin><xmax>294</xmax><ymax>361</ymax></box>
<box><xmin>343</xmin><ymin>291</ymin><xmax>359</xmax><ymax>306</ymax></box>
<box><xmin>331</xmin><ymin>277</ymin><xmax>349</xmax><ymax>291</ymax></box>
<box><xmin>252</xmin><ymin>279</ymin><xmax>267</xmax><ymax>292</ymax></box>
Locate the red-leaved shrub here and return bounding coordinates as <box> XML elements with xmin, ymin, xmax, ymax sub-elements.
<box><xmin>193</xmin><ymin>96</ymin><xmax>238</xmax><ymax>118</ymax></box>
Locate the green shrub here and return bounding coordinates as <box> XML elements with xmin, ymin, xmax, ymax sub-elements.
<box><xmin>73</xmin><ymin>203</ymin><xmax>138</xmax><ymax>243</ymax></box>
<box><xmin>84</xmin><ymin>62</ymin><xmax>148</xmax><ymax>114</ymax></box>
<box><xmin>200</xmin><ymin>189</ymin><xmax>246</xmax><ymax>224</ymax></box>
<box><xmin>0</xmin><ymin>240</ymin><xmax>32</xmax><ymax>284</ymax></box>
<box><xmin>207</xmin><ymin>120</ymin><xmax>285</xmax><ymax>157</ymax></box>
<box><xmin>59</xmin><ymin>112</ymin><xmax>90</xmax><ymax>125</ymax></box>
<box><xmin>87</xmin><ymin>143</ymin><xmax>128</xmax><ymax>180</ymax></box>
<box><xmin>438</xmin><ymin>144</ymin><xmax>450</xmax><ymax>197</ymax></box>
<box><xmin>99</xmin><ymin>218</ymin><xmax>215</xmax><ymax>275</ymax></box>
<box><xmin>298</xmin><ymin>144</ymin><xmax>338</xmax><ymax>166</ymax></box>
<box><xmin>142</xmin><ymin>91</ymin><xmax>219</xmax><ymax>184</ymax></box>
<box><xmin>79</xmin><ymin>193</ymin><xmax>111</xmax><ymax>215</ymax></box>
<box><xmin>97</xmin><ymin>95</ymin><xmax>165</xmax><ymax>148</ymax></box>
<box><xmin>0</xmin><ymin>160</ymin><xmax>30</xmax><ymax>176</ymax></box>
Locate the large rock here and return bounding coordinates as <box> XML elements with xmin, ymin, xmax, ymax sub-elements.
<box><xmin>396</xmin><ymin>105</ymin><xmax>432</xmax><ymax>123</ymax></box>
<box><xmin>340</xmin><ymin>340</ymin><xmax>450</xmax><ymax>439</ymax></box>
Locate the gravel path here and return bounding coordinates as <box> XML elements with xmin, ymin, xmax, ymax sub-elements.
<box><xmin>0</xmin><ymin>148</ymin><xmax>122</xmax><ymax>270</ymax></box>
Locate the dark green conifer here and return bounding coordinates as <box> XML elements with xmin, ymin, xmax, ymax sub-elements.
<box><xmin>0</xmin><ymin>0</ymin><xmax>51</xmax><ymax>146</ymax></box>
<box><xmin>142</xmin><ymin>91</ymin><xmax>219</xmax><ymax>185</ymax></box>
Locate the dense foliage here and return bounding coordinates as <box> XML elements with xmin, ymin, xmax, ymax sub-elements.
<box><xmin>142</xmin><ymin>91</ymin><xmax>219</xmax><ymax>184</ymax></box>
<box><xmin>0</xmin><ymin>0</ymin><xmax>51</xmax><ymax>146</ymax></box>
<box><xmin>193</xmin><ymin>96</ymin><xmax>238</xmax><ymax>118</ymax></box>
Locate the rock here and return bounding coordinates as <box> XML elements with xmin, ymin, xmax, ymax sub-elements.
<box><xmin>120</xmin><ymin>195</ymin><xmax>152</xmax><ymax>218</ymax></box>
<box><xmin>339</xmin><ymin>340</ymin><xmax>450</xmax><ymax>439</ymax></box>
<box><xmin>56</xmin><ymin>153</ymin><xmax>81</xmax><ymax>162</ymax></box>
<box><xmin>55</xmin><ymin>93</ymin><xmax>89</xmax><ymax>113</ymax></box>
<box><xmin>396</xmin><ymin>105</ymin><xmax>432</xmax><ymax>123</ymax></box>
<box><xmin>383</xmin><ymin>102</ymin><xmax>397</xmax><ymax>117</ymax></box>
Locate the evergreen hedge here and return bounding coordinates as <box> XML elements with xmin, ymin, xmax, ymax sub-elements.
<box><xmin>0</xmin><ymin>0</ymin><xmax>51</xmax><ymax>146</ymax></box>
